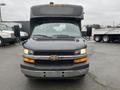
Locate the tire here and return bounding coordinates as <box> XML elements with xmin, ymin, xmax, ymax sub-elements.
<box><xmin>0</xmin><ymin>38</ymin><xmax>4</xmax><ymax>46</ymax></box>
<box><xmin>94</xmin><ymin>35</ymin><xmax>102</xmax><ymax>42</ymax></box>
<box><xmin>103</xmin><ymin>35</ymin><xmax>110</xmax><ymax>43</ymax></box>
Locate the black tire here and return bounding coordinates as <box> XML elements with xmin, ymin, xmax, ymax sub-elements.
<box><xmin>103</xmin><ymin>35</ymin><xmax>110</xmax><ymax>43</ymax></box>
<box><xmin>94</xmin><ymin>35</ymin><xmax>102</xmax><ymax>42</ymax></box>
<box><xmin>0</xmin><ymin>37</ymin><xmax>4</xmax><ymax>46</ymax></box>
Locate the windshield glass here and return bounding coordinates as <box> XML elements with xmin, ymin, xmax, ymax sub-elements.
<box><xmin>32</xmin><ymin>23</ymin><xmax>81</xmax><ymax>38</ymax></box>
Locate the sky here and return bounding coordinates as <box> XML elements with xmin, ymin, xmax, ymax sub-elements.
<box><xmin>0</xmin><ymin>0</ymin><xmax>120</xmax><ymax>25</ymax></box>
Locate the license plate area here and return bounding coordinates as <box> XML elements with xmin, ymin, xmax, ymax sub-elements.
<box><xmin>43</xmin><ymin>71</ymin><xmax>63</xmax><ymax>77</ymax></box>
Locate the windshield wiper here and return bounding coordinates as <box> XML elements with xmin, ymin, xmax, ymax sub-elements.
<box><xmin>32</xmin><ymin>34</ymin><xmax>52</xmax><ymax>39</ymax></box>
<box><xmin>53</xmin><ymin>34</ymin><xmax>76</xmax><ymax>38</ymax></box>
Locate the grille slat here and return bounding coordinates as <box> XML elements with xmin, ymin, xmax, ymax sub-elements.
<box><xmin>34</xmin><ymin>50</ymin><xmax>74</xmax><ymax>66</ymax></box>
<box><xmin>34</xmin><ymin>51</ymin><xmax>74</xmax><ymax>55</ymax></box>
<box><xmin>35</xmin><ymin>60</ymin><xmax>73</xmax><ymax>66</ymax></box>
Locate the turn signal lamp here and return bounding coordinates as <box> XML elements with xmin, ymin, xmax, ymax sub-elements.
<box><xmin>23</xmin><ymin>58</ymin><xmax>35</xmax><ymax>64</ymax></box>
<box><xmin>74</xmin><ymin>58</ymin><xmax>87</xmax><ymax>63</ymax></box>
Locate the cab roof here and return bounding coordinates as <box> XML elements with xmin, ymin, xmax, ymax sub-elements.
<box><xmin>30</xmin><ymin>4</ymin><xmax>84</xmax><ymax>19</ymax></box>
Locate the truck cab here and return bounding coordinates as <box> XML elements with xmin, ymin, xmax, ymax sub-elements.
<box><xmin>0</xmin><ymin>24</ymin><xmax>16</xmax><ymax>46</ymax></box>
<box><xmin>21</xmin><ymin>3</ymin><xmax>89</xmax><ymax>79</ymax></box>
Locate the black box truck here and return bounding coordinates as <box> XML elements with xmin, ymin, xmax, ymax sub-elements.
<box><xmin>20</xmin><ymin>2</ymin><xmax>89</xmax><ymax>79</ymax></box>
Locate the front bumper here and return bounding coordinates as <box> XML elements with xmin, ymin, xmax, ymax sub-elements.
<box><xmin>3</xmin><ymin>38</ymin><xmax>16</xmax><ymax>43</ymax></box>
<box><xmin>21</xmin><ymin>68</ymin><xmax>89</xmax><ymax>78</ymax></box>
<box><xmin>21</xmin><ymin>62</ymin><xmax>89</xmax><ymax>78</ymax></box>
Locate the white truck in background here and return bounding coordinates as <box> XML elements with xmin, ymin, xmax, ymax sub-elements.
<box><xmin>0</xmin><ymin>23</ymin><xmax>29</xmax><ymax>46</ymax></box>
<box><xmin>3</xmin><ymin>22</ymin><xmax>28</xmax><ymax>40</ymax></box>
<box><xmin>93</xmin><ymin>28</ymin><xmax>120</xmax><ymax>42</ymax></box>
<box><xmin>0</xmin><ymin>24</ymin><xmax>16</xmax><ymax>46</ymax></box>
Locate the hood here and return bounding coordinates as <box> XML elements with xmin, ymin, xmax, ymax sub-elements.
<box><xmin>2</xmin><ymin>30</ymin><xmax>14</xmax><ymax>34</ymax></box>
<box><xmin>24</xmin><ymin>38</ymin><xmax>86</xmax><ymax>51</ymax></box>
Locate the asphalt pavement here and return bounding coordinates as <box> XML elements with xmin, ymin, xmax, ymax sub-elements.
<box><xmin>0</xmin><ymin>41</ymin><xmax>120</xmax><ymax>90</ymax></box>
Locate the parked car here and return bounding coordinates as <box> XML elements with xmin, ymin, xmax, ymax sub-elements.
<box><xmin>0</xmin><ymin>24</ymin><xmax>16</xmax><ymax>46</ymax></box>
<box><xmin>2</xmin><ymin>22</ymin><xmax>29</xmax><ymax>41</ymax></box>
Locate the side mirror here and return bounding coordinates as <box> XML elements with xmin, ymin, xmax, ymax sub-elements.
<box><xmin>13</xmin><ymin>25</ymin><xmax>20</xmax><ymax>38</ymax></box>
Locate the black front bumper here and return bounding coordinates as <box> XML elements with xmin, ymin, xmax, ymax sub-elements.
<box><xmin>21</xmin><ymin>53</ymin><xmax>89</xmax><ymax>78</ymax></box>
<box><xmin>3</xmin><ymin>38</ymin><xmax>16</xmax><ymax>43</ymax></box>
<box><xmin>20</xmin><ymin>62</ymin><xmax>89</xmax><ymax>78</ymax></box>
<box><xmin>21</xmin><ymin>62</ymin><xmax>89</xmax><ymax>71</ymax></box>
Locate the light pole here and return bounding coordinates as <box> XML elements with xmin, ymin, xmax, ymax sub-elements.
<box><xmin>0</xmin><ymin>3</ymin><xmax>6</xmax><ymax>22</ymax></box>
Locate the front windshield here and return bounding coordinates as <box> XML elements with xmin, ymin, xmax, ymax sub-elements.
<box><xmin>32</xmin><ymin>23</ymin><xmax>81</xmax><ymax>38</ymax></box>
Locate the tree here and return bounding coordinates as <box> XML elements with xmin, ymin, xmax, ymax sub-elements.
<box><xmin>91</xmin><ymin>24</ymin><xmax>101</xmax><ymax>29</ymax></box>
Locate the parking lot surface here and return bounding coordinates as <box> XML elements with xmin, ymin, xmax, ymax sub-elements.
<box><xmin>0</xmin><ymin>41</ymin><xmax>120</xmax><ymax>90</ymax></box>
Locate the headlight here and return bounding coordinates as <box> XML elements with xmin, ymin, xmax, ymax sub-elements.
<box><xmin>80</xmin><ymin>48</ymin><xmax>87</xmax><ymax>54</ymax></box>
<box><xmin>24</xmin><ymin>49</ymin><xmax>33</xmax><ymax>55</ymax></box>
<box><xmin>75</xmin><ymin>48</ymin><xmax>87</xmax><ymax>55</ymax></box>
